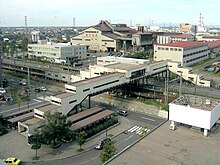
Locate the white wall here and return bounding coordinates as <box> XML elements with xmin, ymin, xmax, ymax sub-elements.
<box><xmin>169</xmin><ymin>103</ymin><xmax>211</xmax><ymax>129</ymax></box>
<box><xmin>210</xmin><ymin>103</ymin><xmax>220</xmax><ymax>128</ymax></box>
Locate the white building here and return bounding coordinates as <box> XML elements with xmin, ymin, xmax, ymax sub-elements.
<box><xmin>28</xmin><ymin>42</ymin><xmax>87</xmax><ymax>62</ymax></box>
<box><xmin>169</xmin><ymin>95</ymin><xmax>220</xmax><ymax>136</ymax></box>
<box><xmin>31</xmin><ymin>31</ymin><xmax>40</xmax><ymax>42</ymax></box>
<box><xmin>154</xmin><ymin>41</ymin><xmax>209</xmax><ymax>66</ymax></box>
<box><xmin>157</xmin><ymin>34</ymin><xmax>194</xmax><ymax>44</ymax></box>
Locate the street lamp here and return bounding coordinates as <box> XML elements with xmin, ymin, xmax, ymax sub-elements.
<box><xmin>177</xmin><ymin>70</ymin><xmax>183</xmax><ymax>96</ymax></box>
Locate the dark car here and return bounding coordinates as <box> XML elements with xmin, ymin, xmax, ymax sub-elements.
<box><xmin>95</xmin><ymin>137</ymin><xmax>111</xmax><ymax>150</ymax></box>
<box><xmin>34</xmin><ymin>88</ymin><xmax>41</xmax><ymax>93</ymax></box>
<box><xmin>117</xmin><ymin>110</ymin><xmax>128</xmax><ymax>116</ymax></box>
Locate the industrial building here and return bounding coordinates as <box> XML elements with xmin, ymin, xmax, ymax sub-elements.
<box><xmin>28</xmin><ymin>42</ymin><xmax>87</xmax><ymax>62</ymax></box>
<box><xmin>71</xmin><ymin>20</ymin><xmax>137</xmax><ymax>52</ymax></box>
<box><xmin>157</xmin><ymin>34</ymin><xmax>194</xmax><ymax>44</ymax></box>
<box><xmin>169</xmin><ymin>95</ymin><xmax>220</xmax><ymax>136</ymax></box>
<box><xmin>154</xmin><ymin>41</ymin><xmax>209</xmax><ymax>66</ymax></box>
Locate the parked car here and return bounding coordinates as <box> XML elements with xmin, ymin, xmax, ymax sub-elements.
<box><xmin>0</xmin><ymin>88</ymin><xmax>6</xmax><ymax>95</ymax></box>
<box><xmin>40</xmin><ymin>87</ymin><xmax>47</xmax><ymax>91</ymax></box>
<box><xmin>117</xmin><ymin>110</ymin><xmax>128</xmax><ymax>116</ymax></box>
<box><xmin>95</xmin><ymin>137</ymin><xmax>111</xmax><ymax>150</ymax></box>
<box><xmin>19</xmin><ymin>81</ymin><xmax>27</xmax><ymax>86</ymax></box>
<box><xmin>2</xmin><ymin>157</ymin><xmax>21</xmax><ymax>165</ymax></box>
<box><xmin>34</xmin><ymin>87</ymin><xmax>41</xmax><ymax>93</ymax></box>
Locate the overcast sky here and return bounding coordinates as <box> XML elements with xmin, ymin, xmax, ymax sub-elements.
<box><xmin>0</xmin><ymin>0</ymin><xmax>219</xmax><ymax>27</ymax></box>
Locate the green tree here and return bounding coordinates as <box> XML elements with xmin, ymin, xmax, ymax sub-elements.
<box><xmin>15</xmin><ymin>97</ymin><xmax>22</xmax><ymax>111</ymax></box>
<box><xmin>21</xmin><ymin>37</ymin><xmax>29</xmax><ymax>52</ymax></box>
<box><xmin>76</xmin><ymin>131</ymin><xmax>87</xmax><ymax>152</ymax></box>
<box><xmin>66</xmin><ymin>34</ymin><xmax>71</xmax><ymax>42</ymax></box>
<box><xmin>40</xmin><ymin>112</ymin><xmax>71</xmax><ymax>146</ymax></box>
<box><xmin>30</xmin><ymin>131</ymin><xmax>42</xmax><ymax>160</ymax></box>
<box><xmin>100</xmin><ymin>141</ymin><xmax>117</xmax><ymax>164</ymax></box>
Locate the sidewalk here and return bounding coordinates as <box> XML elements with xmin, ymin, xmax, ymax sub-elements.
<box><xmin>0</xmin><ymin>117</ymin><xmax>130</xmax><ymax>163</ymax></box>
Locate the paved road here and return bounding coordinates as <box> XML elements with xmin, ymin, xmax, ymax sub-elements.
<box><xmin>27</xmin><ymin>112</ymin><xmax>165</xmax><ymax>165</ymax></box>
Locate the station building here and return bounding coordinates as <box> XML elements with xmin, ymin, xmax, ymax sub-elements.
<box><xmin>169</xmin><ymin>95</ymin><xmax>220</xmax><ymax>136</ymax></box>
<box><xmin>154</xmin><ymin>41</ymin><xmax>209</xmax><ymax>66</ymax></box>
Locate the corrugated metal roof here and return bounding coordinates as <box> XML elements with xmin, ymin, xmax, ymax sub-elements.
<box><xmin>67</xmin><ymin>107</ymin><xmax>103</xmax><ymax>123</ymax></box>
<box><xmin>70</xmin><ymin>110</ymin><xmax>114</xmax><ymax>131</ymax></box>
<box><xmin>156</xmin><ymin>41</ymin><xmax>207</xmax><ymax>48</ymax></box>
<box><xmin>208</xmin><ymin>40</ymin><xmax>220</xmax><ymax>49</ymax></box>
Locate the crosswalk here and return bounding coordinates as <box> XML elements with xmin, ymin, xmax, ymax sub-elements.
<box><xmin>127</xmin><ymin>125</ymin><xmax>151</xmax><ymax>135</ymax></box>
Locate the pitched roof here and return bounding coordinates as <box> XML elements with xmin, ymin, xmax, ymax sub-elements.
<box><xmin>156</xmin><ymin>41</ymin><xmax>207</xmax><ymax>48</ymax></box>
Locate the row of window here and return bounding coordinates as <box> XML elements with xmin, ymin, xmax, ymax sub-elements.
<box><xmin>86</xmin><ymin>34</ymin><xmax>98</xmax><ymax>37</ymax></box>
<box><xmin>185</xmin><ymin>54</ymin><xmax>207</xmax><ymax>63</ymax></box>
<box><xmin>102</xmin><ymin>40</ymin><xmax>114</xmax><ymax>42</ymax></box>
<box><xmin>29</xmin><ymin>47</ymin><xmax>59</xmax><ymax>51</ymax></box>
<box><xmin>158</xmin><ymin>47</ymin><xmax>182</xmax><ymax>51</ymax></box>
<box><xmin>85</xmin><ymin>31</ymin><xmax>98</xmax><ymax>33</ymax></box>
<box><xmin>183</xmin><ymin>49</ymin><xmax>208</xmax><ymax>58</ymax></box>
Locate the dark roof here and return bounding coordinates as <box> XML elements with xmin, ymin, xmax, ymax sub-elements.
<box><xmin>202</xmin><ymin>36</ymin><xmax>220</xmax><ymax>39</ymax></box>
<box><xmin>2</xmin><ymin>102</ymin><xmax>50</xmax><ymax>118</ymax></box>
<box><xmin>67</xmin><ymin>107</ymin><xmax>103</xmax><ymax>123</ymax></box>
<box><xmin>208</xmin><ymin>40</ymin><xmax>220</xmax><ymax>49</ymax></box>
<box><xmin>156</xmin><ymin>41</ymin><xmax>207</xmax><ymax>48</ymax></box>
<box><xmin>70</xmin><ymin>110</ymin><xmax>114</xmax><ymax>131</ymax></box>
<box><xmin>8</xmin><ymin>112</ymin><xmax>34</xmax><ymax>123</ymax></box>
<box><xmin>169</xmin><ymin>34</ymin><xmax>194</xmax><ymax>38</ymax></box>
<box><xmin>102</xmin><ymin>33</ymin><xmax>120</xmax><ymax>40</ymax></box>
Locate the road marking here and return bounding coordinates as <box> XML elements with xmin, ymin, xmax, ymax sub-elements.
<box><xmin>122</xmin><ymin>135</ymin><xmax>134</xmax><ymax>143</ymax></box>
<box><xmin>140</xmin><ymin>117</ymin><xmax>155</xmax><ymax>122</ymax></box>
<box><xmin>130</xmin><ymin>126</ymin><xmax>140</xmax><ymax>132</ymax></box>
<box><xmin>128</xmin><ymin>125</ymin><xmax>138</xmax><ymax>132</ymax></box>
<box><xmin>33</xmin><ymin>99</ymin><xmax>42</xmax><ymax>102</ymax></box>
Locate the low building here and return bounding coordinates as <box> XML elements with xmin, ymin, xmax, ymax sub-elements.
<box><xmin>154</xmin><ymin>41</ymin><xmax>209</xmax><ymax>66</ymax></box>
<box><xmin>28</xmin><ymin>42</ymin><xmax>87</xmax><ymax>62</ymax></box>
<box><xmin>208</xmin><ymin>40</ymin><xmax>220</xmax><ymax>57</ymax></box>
<box><xmin>169</xmin><ymin>95</ymin><xmax>220</xmax><ymax>136</ymax></box>
<box><xmin>201</xmin><ymin>36</ymin><xmax>220</xmax><ymax>42</ymax></box>
<box><xmin>71</xmin><ymin>20</ymin><xmax>137</xmax><ymax>52</ymax></box>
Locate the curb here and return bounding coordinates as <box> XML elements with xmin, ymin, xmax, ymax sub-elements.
<box><xmin>103</xmin><ymin>118</ymin><xmax>169</xmax><ymax>165</ymax></box>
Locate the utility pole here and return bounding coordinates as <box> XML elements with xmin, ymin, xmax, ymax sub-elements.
<box><xmin>177</xmin><ymin>70</ymin><xmax>183</xmax><ymax>96</ymax></box>
<box><xmin>164</xmin><ymin>67</ymin><xmax>169</xmax><ymax>104</ymax></box>
<box><xmin>0</xmin><ymin>46</ymin><xmax>3</xmax><ymax>87</ymax></box>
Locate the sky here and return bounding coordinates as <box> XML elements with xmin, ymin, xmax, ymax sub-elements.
<box><xmin>0</xmin><ymin>0</ymin><xmax>220</xmax><ymax>27</ymax></box>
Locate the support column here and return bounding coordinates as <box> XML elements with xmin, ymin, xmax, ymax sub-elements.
<box><xmin>204</xmin><ymin>129</ymin><xmax>208</xmax><ymax>136</ymax></box>
<box><xmin>170</xmin><ymin>121</ymin><xmax>175</xmax><ymax>130</ymax></box>
<box><xmin>88</xmin><ymin>95</ymin><xmax>91</xmax><ymax>109</ymax></box>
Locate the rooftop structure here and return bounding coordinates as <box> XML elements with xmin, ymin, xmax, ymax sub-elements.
<box><xmin>169</xmin><ymin>95</ymin><xmax>220</xmax><ymax>136</ymax></box>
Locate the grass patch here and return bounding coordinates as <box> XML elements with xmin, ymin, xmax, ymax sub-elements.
<box><xmin>139</xmin><ymin>98</ymin><xmax>169</xmax><ymax>111</ymax></box>
<box><xmin>108</xmin><ymin>134</ymin><xmax>114</xmax><ymax>138</ymax></box>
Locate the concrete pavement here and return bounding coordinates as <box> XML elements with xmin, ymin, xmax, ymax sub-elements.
<box><xmin>0</xmin><ymin>117</ymin><xmax>130</xmax><ymax>163</ymax></box>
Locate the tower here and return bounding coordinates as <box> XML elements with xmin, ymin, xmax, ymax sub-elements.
<box><xmin>73</xmin><ymin>17</ymin><xmax>76</xmax><ymax>27</ymax></box>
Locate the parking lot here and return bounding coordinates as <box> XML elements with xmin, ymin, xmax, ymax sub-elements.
<box><xmin>109</xmin><ymin>122</ymin><xmax>220</xmax><ymax>165</ymax></box>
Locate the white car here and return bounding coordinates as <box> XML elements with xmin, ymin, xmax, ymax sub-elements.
<box><xmin>0</xmin><ymin>88</ymin><xmax>6</xmax><ymax>94</ymax></box>
<box><xmin>40</xmin><ymin>87</ymin><xmax>47</xmax><ymax>91</ymax></box>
